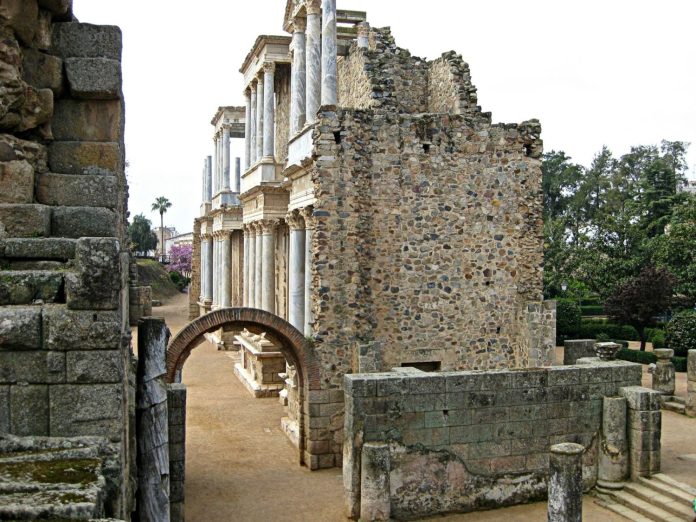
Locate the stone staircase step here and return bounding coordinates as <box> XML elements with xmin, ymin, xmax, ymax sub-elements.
<box><xmin>663</xmin><ymin>401</ymin><xmax>686</xmax><ymax>414</ymax></box>
<box><xmin>594</xmin><ymin>493</ymin><xmax>653</xmax><ymax>522</ymax></box>
<box><xmin>608</xmin><ymin>489</ymin><xmax>686</xmax><ymax>521</ymax></box>
<box><xmin>0</xmin><ymin>270</ymin><xmax>65</xmax><ymax>305</ymax></box>
<box><xmin>651</xmin><ymin>473</ymin><xmax>696</xmax><ymax>497</ymax></box>
<box><xmin>623</xmin><ymin>482</ymin><xmax>694</xmax><ymax>518</ymax></box>
<box><xmin>637</xmin><ymin>476</ymin><xmax>695</xmax><ymax>504</ymax></box>
<box><xmin>671</xmin><ymin>396</ymin><xmax>686</xmax><ymax>406</ymax></box>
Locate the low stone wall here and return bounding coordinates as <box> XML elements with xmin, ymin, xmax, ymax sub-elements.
<box><xmin>343</xmin><ymin>361</ymin><xmax>645</xmax><ymax>519</ymax></box>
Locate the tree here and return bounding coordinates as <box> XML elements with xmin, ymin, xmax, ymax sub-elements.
<box><xmin>168</xmin><ymin>244</ymin><xmax>193</xmax><ymax>278</ymax></box>
<box><xmin>151</xmin><ymin>196</ymin><xmax>172</xmax><ymax>262</ymax></box>
<box><xmin>603</xmin><ymin>266</ymin><xmax>676</xmax><ymax>351</ymax></box>
<box><xmin>128</xmin><ymin>214</ymin><xmax>157</xmax><ymax>256</ymax></box>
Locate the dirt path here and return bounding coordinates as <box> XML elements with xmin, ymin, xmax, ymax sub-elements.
<box><xmin>156</xmin><ymin>293</ymin><xmax>694</xmax><ymax>521</ymax></box>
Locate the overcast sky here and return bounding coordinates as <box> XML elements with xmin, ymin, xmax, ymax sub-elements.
<box><xmin>73</xmin><ymin>0</ymin><xmax>696</xmax><ymax>234</ymax></box>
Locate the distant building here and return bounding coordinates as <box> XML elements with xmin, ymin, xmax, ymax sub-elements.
<box><xmin>680</xmin><ymin>179</ymin><xmax>696</xmax><ymax>195</ymax></box>
<box><xmin>165</xmin><ymin>232</ymin><xmax>193</xmax><ymax>254</ymax></box>
<box><xmin>153</xmin><ymin>226</ymin><xmax>177</xmax><ymax>258</ymax></box>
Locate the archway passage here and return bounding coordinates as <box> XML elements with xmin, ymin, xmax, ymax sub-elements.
<box><xmin>166</xmin><ymin>307</ymin><xmax>321</xmax><ymax>467</ymax></box>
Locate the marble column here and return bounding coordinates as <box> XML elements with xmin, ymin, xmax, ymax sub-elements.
<box><xmin>254</xmin><ymin>223</ymin><xmax>263</xmax><ymax>308</ymax></box>
<box><xmin>250</xmin><ymin>83</ymin><xmax>257</xmax><ymax>165</ymax></box>
<box><xmin>204</xmin><ymin>235</ymin><xmax>213</xmax><ymax>304</ymax></box>
<box><xmin>290</xmin><ymin>18</ymin><xmax>307</xmax><ymax>135</ymax></box>
<box><xmin>247</xmin><ymin>225</ymin><xmax>256</xmax><ymax>308</ymax></box>
<box><xmin>243</xmin><ymin>226</ymin><xmax>250</xmax><ymax>306</ymax></box>
<box><xmin>261</xmin><ymin>220</ymin><xmax>276</xmax><ymax>313</ymax></box>
<box><xmin>357</xmin><ymin>22</ymin><xmax>370</xmax><ymax>49</ymax></box>
<box><xmin>222</xmin><ymin>127</ymin><xmax>231</xmax><ymax>190</ymax></box>
<box><xmin>211</xmin><ymin>236</ymin><xmax>218</xmax><ymax>307</ymax></box>
<box><xmin>321</xmin><ymin>0</ymin><xmax>337</xmax><ymax>106</ymax></box>
<box><xmin>548</xmin><ymin>443</ymin><xmax>584</xmax><ymax>522</ymax></box>
<box><xmin>305</xmin><ymin>0</ymin><xmax>321</xmax><ymax>124</ymax></box>
<box><xmin>255</xmin><ymin>74</ymin><xmax>264</xmax><ymax>162</ymax></box>
<box><xmin>212</xmin><ymin>138</ymin><xmax>218</xmax><ymax>194</ymax></box>
<box><xmin>244</xmin><ymin>89</ymin><xmax>251</xmax><ymax>170</ymax></box>
<box><xmin>221</xmin><ymin>233</ymin><xmax>231</xmax><ymax>307</ymax></box>
<box><xmin>287</xmin><ymin>212</ymin><xmax>306</xmax><ymax>330</ymax></box>
<box><xmin>302</xmin><ymin>208</ymin><xmax>313</xmax><ymax>336</ymax></box>
<box><xmin>199</xmin><ymin>237</ymin><xmax>207</xmax><ymax>302</ymax></box>
<box><xmin>201</xmin><ymin>159</ymin><xmax>206</xmax><ymax>203</ymax></box>
<box><xmin>262</xmin><ymin>62</ymin><xmax>276</xmax><ymax>160</ymax></box>
<box><xmin>234</xmin><ymin>157</ymin><xmax>241</xmax><ymax>194</ymax></box>
<box><xmin>205</xmin><ymin>156</ymin><xmax>212</xmax><ymax>201</ymax></box>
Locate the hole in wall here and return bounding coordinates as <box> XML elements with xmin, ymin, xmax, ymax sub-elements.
<box><xmin>423</xmin><ymin>143</ymin><xmax>430</xmax><ymax>154</ymax></box>
<box><xmin>333</xmin><ymin>131</ymin><xmax>341</xmax><ymax>144</ymax></box>
<box><xmin>401</xmin><ymin>361</ymin><xmax>441</xmax><ymax>372</ymax></box>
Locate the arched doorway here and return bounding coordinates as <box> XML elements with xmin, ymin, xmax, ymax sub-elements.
<box><xmin>166</xmin><ymin>307</ymin><xmax>321</xmax><ymax>466</ymax></box>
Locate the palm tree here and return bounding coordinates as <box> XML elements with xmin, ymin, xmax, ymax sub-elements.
<box><xmin>151</xmin><ymin>196</ymin><xmax>172</xmax><ymax>262</ymax></box>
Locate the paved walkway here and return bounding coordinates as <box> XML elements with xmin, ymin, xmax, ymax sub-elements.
<box><xmin>156</xmin><ymin>293</ymin><xmax>695</xmax><ymax>521</ymax></box>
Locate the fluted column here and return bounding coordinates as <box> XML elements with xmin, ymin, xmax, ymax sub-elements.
<box><xmin>250</xmin><ymin>83</ymin><xmax>257</xmax><ymax>165</ymax></box>
<box><xmin>221</xmin><ymin>232</ymin><xmax>231</xmax><ymax>307</ymax></box>
<box><xmin>290</xmin><ymin>17</ymin><xmax>307</xmax><ymax>134</ymax></box>
<box><xmin>260</xmin><ymin>220</ymin><xmax>277</xmax><ymax>313</ymax></box>
<box><xmin>243</xmin><ymin>226</ymin><xmax>250</xmax><ymax>306</ymax></box>
<box><xmin>305</xmin><ymin>0</ymin><xmax>321</xmax><ymax>124</ymax></box>
<box><xmin>203</xmin><ymin>235</ymin><xmax>213</xmax><ymax>304</ymax></box>
<box><xmin>321</xmin><ymin>0</ymin><xmax>337</xmax><ymax>106</ymax></box>
<box><xmin>222</xmin><ymin>127</ymin><xmax>231</xmax><ymax>190</ymax></box>
<box><xmin>254</xmin><ymin>222</ymin><xmax>263</xmax><ymax>308</ymax></box>
<box><xmin>287</xmin><ymin>211</ymin><xmax>306</xmax><ymax>330</ymax></box>
<box><xmin>255</xmin><ymin>74</ymin><xmax>264</xmax><ymax>162</ymax></box>
<box><xmin>247</xmin><ymin>224</ymin><xmax>256</xmax><ymax>308</ymax></box>
<box><xmin>262</xmin><ymin>62</ymin><xmax>276</xmax><ymax>160</ymax></box>
<box><xmin>244</xmin><ymin>89</ymin><xmax>251</xmax><ymax>170</ymax></box>
<box><xmin>357</xmin><ymin>22</ymin><xmax>370</xmax><ymax>49</ymax></box>
<box><xmin>302</xmin><ymin>208</ymin><xmax>314</xmax><ymax>336</ymax></box>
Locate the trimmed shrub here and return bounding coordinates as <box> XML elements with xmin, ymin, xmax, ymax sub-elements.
<box><xmin>650</xmin><ymin>330</ymin><xmax>666</xmax><ymax>349</ymax></box>
<box><xmin>556</xmin><ymin>299</ymin><xmax>582</xmax><ymax>345</ymax></box>
<box><xmin>616</xmin><ymin>348</ymin><xmax>687</xmax><ymax>372</ymax></box>
<box><xmin>666</xmin><ymin>310</ymin><xmax>696</xmax><ymax>357</ymax></box>
<box><xmin>581</xmin><ymin>305</ymin><xmax>604</xmax><ymax>316</ymax></box>
<box><xmin>576</xmin><ymin>321</ymin><xmax>639</xmax><ymax>341</ymax></box>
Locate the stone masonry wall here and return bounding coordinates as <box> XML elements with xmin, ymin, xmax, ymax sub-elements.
<box><xmin>189</xmin><ymin>218</ymin><xmax>202</xmax><ymax>319</ymax></box>
<box><xmin>337</xmin><ymin>46</ymin><xmax>372</xmax><ymax>110</ymax></box>
<box><xmin>343</xmin><ymin>361</ymin><xmax>644</xmax><ymax>519</ymax></box>
<box><xmin>0</xmin><ymin>2</ymin><xmax>132</xmax><ymax>518</ymax></box>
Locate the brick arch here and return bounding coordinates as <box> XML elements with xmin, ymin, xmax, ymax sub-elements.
<box><xmin>166</xmin><ymin>307</ymin><xmax>320</xmax><ymax>390</ymax></box>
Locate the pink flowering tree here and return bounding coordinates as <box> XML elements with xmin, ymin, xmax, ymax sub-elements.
<box><xmin>168</xmin><ymin>244</ymin><xmax>192</xmax><ymax>278</ymax></box>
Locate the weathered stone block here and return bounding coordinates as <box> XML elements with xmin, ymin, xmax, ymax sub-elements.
<box><xmin>52</xmin><ymin>23</ymin><xmax>122</xmax><ymax>60</ymax></box>
<box><xmin>563</xmin><ymin>339</ymin><xmax>596</xmax><ymax>365</ymax></box>
<box><xmin>0</xmin><ymin>385</ymin><xmax>8</xmax><ymax>432</ymax></box>
<box><xmin>0</xmin><ymin>204</ymin><xmax>51</xmax><ymax>238</ymax></box>
<box><xmin>52</xmin><ymin>99</ymin><xmax>123</xmax><ymax>142</ymax></box>
<box><xmin>0</xmin><ymin>134</ymin><xmax>48</xmax><ymax>173</ymax></box>
<box><xmin>49</xmin><ymin>383</ymin><xmax>123</xmax><ymax>437</ymax></box>
<box><xmin>34</xmin><ymin>8</ymin><xmax>52</xmax><ymax>50</ymax></box>
<box><xmin>48</xmin><ymin>141</ymin><xmax>122</xmax><ymax>176</ymax></box>
<box><xmin>43</xmin><ymin>306</ymin><xmax>121</xmax><ymax>350</ymax></box>
<box><xmin>0</xmin><ymin>306</ymin><xmax>42</xmax><ymax>349</ymax></box>
<box><xmin>65</xmin><ymin>237</ymin><xmax>120</xmax><ymax>310</ymax></box>
<box><xmin>3</xmin><ymin>238</ymin><xmax>76</xmax><ymax>260</ymax></box>
<box><xmin>65</xmin><ymin>57</ymin><xmax>121</xmax><ymax>100</ymax></box>
<box><xmin>10</xmin><ymin>384</ymin><xmax>48</xmax><ymax>435</ymax></box>
<box><xmin>619</xmin><ymin>386</ymin><xmax>661</xmax><ymax>411</ymax></box>
<box><xmin>0</xmin><ymin>270</ymin><xmax>64</xmax><ymax>305</ymax></box>
<box><xmin>51</xmin><ymin>206</ymin><xmax>118</xmax><ymax>238</ymax></box>
<box><xmin>66</xmin><ymin>350</ymin><xmax>122</xmax><ymax>383</ymax></box>
<box><xmin>0</xmin><ymin>351</ymin><xmax>51</xmax><ymax>383</ymax></box>
<box><xmin>37</xmin><ymin>172</ymin><xmax>119</xmax><ymax>208</ymax></box>
<box><xmin>15</xmin><ymin>86</ymin><xmax>53</xmax><ymax>133</ymax></box>
<box><xmin>21</xmin><ymin>48</ymin><xmax>63</xmax><ymax>95</ymax></box>
<box><xmin>0</xmin><ymin>160</ymin><xmax>33</xmax><ymax>204</ymax></box>
<box><xmin>0</xmin><ymin>0</ymin><xmax>38</xmax><ymax>46</ymax></box>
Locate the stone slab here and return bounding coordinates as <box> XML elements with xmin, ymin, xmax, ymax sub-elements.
<box><xmin>0</xmin><ymin>270</ymin><xmax>64</xmax><ymax>305</ymax></box>
<box><xmin>65</xmin><ymin>237</ymin><xmax>120</xmax><ymax>310</ymax></box>
<box><xmin>0</xmin><ymin>204</ymin><xmax>51</xmax><ymax>238</ymax></box>
<box><xmin>51</xmin><ymin>22</ymin><xmax>122</xmax><ymax>60</ymax></box>
<box><xmin>0</xmin><ymin>160</ymin><xmax>34</xmax><ymax>204</ymax></box>
<box><xmin>21</xmin><ymin>48</ymin><xmax>63</xmax><ymax>95</ymax></box>
<box><xmin>51</xmin><ymin>206</ymin><xmax>118</xmax><ymax>238</ymax></box>
<box><xmin>65</xmin><ymin>57</ymin><xmax>121</xmax><ymax>100</ymax></box>
<box><xmin>36</xmin><ymin>172</ymin><xmax>119</xmax><ymax>208</ymax></box>
<box><xmin>49</xmin><ymin>383</ymin><xmax>123</xmax><ymax>437</ymax></box>
<box><xmin>48</xmin><ymin>141</ymin><xmax>122</xmax><ymax>176</ymax></box>
<box><xmin>43</xmin><ymin>306</ymin><xmax>121</xmax><ymax>351</ymax></box>
<box><xmin>0</xmin><ymin>306</ymin><xmax>42</xmax><ymax>349</ymax></box>
<box><xmin>66</xmin><ymin>350</ymin><xmax>122</xmax><ymax>383</ymax></box>
<box><xmin>2</xmin><ymin>238</ymin><xmax>76</xmax><ymax>260</ymax></box>
<box><xmin>10</xmin><ymin>384</ymin><xmax>48</xmax><ymax>436</ymax></box>
<box><xmin>0</xmin><ymin>351</ymin><xmax>60</xmax><ymax>384</ymax></box>
<box><xmin>52</xmin><ymin>99</ymin><xmax>123</xmax><ymax>142</ymax></box>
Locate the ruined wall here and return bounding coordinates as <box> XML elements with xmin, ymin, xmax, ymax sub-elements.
<box><xmin>274</xmin><ymin>63</ymin><xmax>291</xmax><ymax>163</ymax></box>
<box><xmin>427</xmin><ymin>52</ymin><xmax>480</xmax><ymax>116</ymax></box>
<box><xmin>343</xmin><ymin>361</ymin><xmax>645</xmax><ymax>519</ymax></box>
<box><xmin>337</xmin><ymin>47</ymin><xmax>372</xmax><ymax>110</ymax></box>
<box><xmin>0</xmin><ymin>2</ymin><xmax>132</xmax><ymax>517</ymax></box>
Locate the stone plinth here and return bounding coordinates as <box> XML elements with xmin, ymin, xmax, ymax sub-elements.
<box><xmin>597</xmin><ymin>396</ymin><xmax>628</xmax><ymax>489</ymax></box>
<box><xmin>652</xmin><ymin>348</ymin><xmax>675</xmax><ymax>396</ymax></box>
<box><xmin>233</xmin><ymin>330</ymin><xmax>286</xmax><ymax>398</ymax></box>
<box><xmin>548</xmin><ymin>443</ymin><xmax>584</xmax><ymax>522</ymax></box>
<box><xmin>563</xmin><ymin>339</ymin><xmax>596</xmax><ymax>365</ymax></box>
<box><xmin>619</xmin><ymin>386</ymin><xmax>661</xmax><ymax>479</ymax></box>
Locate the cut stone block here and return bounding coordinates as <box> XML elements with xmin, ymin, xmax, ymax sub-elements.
<box><xmin>0</xmin><ymin>351</ymin><xmax>51</xmax><ymax>384</ymax></box>
<box><xmin>10</xmin><ymin>384</ymin><xmax>48</xmax><ymax>436</ymax></box>
<box><xmin>66</xmin><ymin>350</ymin><xmax>122</xmax><ymax>383</ymax></box>
<box><xmin>48</xmin><ymin>141</ymin><xmax>122</xmax><ymax>175</ymax></box>
<box><xmin>0</xmin><ymin>0</ymin><xmax>39</xmax><ymax>46</ymax></box>
<box><xmin>0</xmin><ymin>385</ymin><xmax>8</xmax><ymax>432</ymax></box>
<box><xmin>0</xmin><ymin>160</ymin><xmax>33</xmax><ymax>204</ymax></box>
<box><xmin>49</xmin><ymin>383</ymin><xmax>123</xmax><ymax>437</ymax></box>
<box><xmin>36</xmin><ymin>172</ymin><xmax>119</xmax><ymax>208</ymax></box>
<box><xmin>43</xmin><ymin>306</ymin><xmax>121</xmax><ymax>351</ymax></box>
<box><xmin>2</xmin><ymin>238</ymin><xmax>76</xmax><ymax>260</ymax></box>
<box><xmin>0</xmin><ymin>204</ymin><xmax>51</xmax><ymax>238</ymax></box>
<box><xmin>0</xmin><ymin>306</ymin><xmax>42</xmax><ymax>349</ymax></box>
<box><xmin>0</xmin><ymin>270</ymin><xmax>64</xmax><ymax>305</ymax></box>
<box><xmin>65</xmin><ymin>237</ymin><xmax>120</xmax><ymax>310</ymax></box>
<box><xmin>65</xmin><ymin>57</ymin><xmax>121</xmax><ymax>100</ymax></box>
<box><xmin>51</xmin><ymin>22</ymin><xmax>122</xmax><ymax>60</ymax></box>
<box><xmin>0</xmin><ymin>134</ymin><xmax>48</xmax><ymax>173</ymax></box>
<box><xmin>51</xmin><ymin>206</ymin><xmax>118</xmax><ymax>238</ymax></box>
<box><xmin>21</xmin><ymin>48</ymin><xmax>63</xmax><ymax>95</ymax></box>
<box><xmin>52</xmin><ymin>99</ymin><xmax>123</xmax><ymax>142</ymax></box>
<box><xmin>620</xmin><ymin>386</ymin><xmax>661</xmax><ymax>411</ymax></box>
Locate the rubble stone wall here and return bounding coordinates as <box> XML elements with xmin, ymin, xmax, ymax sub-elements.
<box><xmin>343</xmin><ymin>362</ymin><xmax>645</xmax><ymax>519</ymax></box>
<box><xmin>0</xmin><ymin>2</ymin><xmax>132</xmax><ymax>518</ymax></box>
<box><xmin>337</xmin><ymin>47</ymin><xmax>372</xmax><ymax>110</ymax></box>
<box><xmin>189</xmin><ymin>218</ymin><xmax>202</xmax><ymax>319</ymax></box>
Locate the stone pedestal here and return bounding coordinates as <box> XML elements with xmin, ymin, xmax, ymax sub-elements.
<box><xmin>597</xmin><ymin>396</ymin><xmax>628</xmax><ymax>489</ymax></box>
<box><xmin>687</xmin><ymin>350</ymin><xmax>696</xmax><ymax>417</ymax></box>
<box><xmin>548</xmin><ymin>443</ymin><xmax>584</xmax><ymax>522</ymax></box>
<box><xmin>563</xmin><ymin>339</ymin><xmax>596</xmax><ymax>365</ymax></box>
<box><xmin>652</xmin><ymin>348</ymin><xmax>675</xmax><ymax>396</ymax></box>
<box><xmin>620</xmin><ymin>386</ymin><xmax>661</xmax><ymax>479</ymax></box>
<box><xmin>360</xmin><ymin>443</ymin><xmax>391</xmax><ymax>522</ymax></box>
<box><xmin>233</xmin><ymin>330</ymin><xmax>286</xmax><ymax>398</ymax></box>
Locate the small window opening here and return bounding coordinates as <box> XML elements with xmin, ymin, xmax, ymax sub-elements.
<box><xmin>401</xmin><ymin>361</ymin><xmax>441</xmax><ymax>372</ymax></box>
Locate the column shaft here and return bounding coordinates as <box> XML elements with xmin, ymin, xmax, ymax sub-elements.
<box><xmin>199</xmin><ymin>239</ymin><xmax>207</xmax><ymax>302</ymax></box>
<box><xmin>304</xmin><ymin>225</ymin><xmax>313</xmax><ymax>336</ymax></box>
<box><xmin>548</xmin><ymin>443</ymin><xmax>584</xmax><ymax>522</ymax></box>
<box><xmin>321</xmin><ymin>0</ymin><xmax>337</xmax><ymax>106</ymax></box>
<box><xmin>223</xmin><ymin>128</ymin><xmax>231</xmax><ymax>190</ymax></box>
<box><xmin>288</xmin><ymin>222</ymin><xmax>306</xmax><ymax>330</ymax></box>
<box><xmin>261</xmin><ymin>223</ymin><xmax>276</xmax><ymax>313</ymax></box>
<box><xmin>254</xmin><ymin>229</ymin><xmax>263</xmax><ymax>308</ymax></box>
<box><xmin>234</xmin><ymin>157</ymin><xmax>241</xmax><ymax>193</ymax></box>
<box><xmin>248</xmin><ymin>227</ymin><xmax>256</xmax><ymax>308</ymax></box>
<box><xmin>255</xmin><ymin>77</ymin><xmax>264</xmax><ymax>162</ymax></box>
<box><xmin>204</xmin><ymin>237</ymin><xmax>213</xmax><ymax>303</ymax></box>
<box><xmin>221</xmin><ymin>235</ymin><xmax>231</xmax><ymax>307</ymax></box>
<box><xmin>250</xmin><ymin>86</ymin><xmax>257</xmax><ymax>165</ymax></box>
<box><xmin>243</xmin><ymin>229</ymin><xmax>249</xmax><ymax>306</ymax></box>
<box><xmin>205</xmin><ymin>156</ymin><xmax>212</xmax><ymax>201</ymax></box>
<box><xmin>291</xmin><ymin>23</ymin><xmax>306</xmax><ymax>134</ymax></box>
<box><xmin>305</xmin><ymin>2</ymin><xmax>321</xmax><ymax>124</ymax></box>
<box><xmin>244</xmin><ymin>91</ymin><xmax>251</xmax><ymax>170</ymax></box>
<box><xmin>263</xmin><ymin>63</ymin><xmax>275</xmax><ymax>159</ymax></box>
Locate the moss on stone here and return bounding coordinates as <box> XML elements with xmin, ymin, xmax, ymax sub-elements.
<box><xmin>0</xmin><ymin>457</ymin><xmax>100</xmax><ymax>485</ymax></box>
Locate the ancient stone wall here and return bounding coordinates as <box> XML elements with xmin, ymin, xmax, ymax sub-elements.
<box><xmin>427</xmin><ymin>52</ymin><xmax>480</xmax><ymax>116</ymax></box>
<box><xmin>343</xmin><ymin>361</ymin><xmax>646</xmax><ymax>519</ymax></box>
<box><xmin>337</xmin><ymin>47</ymin><xmax>372</xmax><ymax>110</ymax></box>
<box><xmin>0</xmin><ymin>2</ymin><xmax>131</xmax><ymax>517</ymax></box>
<box><xmin>189</xmin><ymin>218</ymin><xmax>202</xmax><ymax>319</ymax></box>
<box><xmin>274</xmin><ymin>63</ymin><xmax>291</xmax><ymax>163</ymax></box>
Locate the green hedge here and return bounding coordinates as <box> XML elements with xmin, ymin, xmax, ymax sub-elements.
<box><xmin>580</xmin><ymin>305</ymin><xmax>605</xmax><ymax>316</ymax></box>
<box><xmin>576</xmin><ymin>321</ymin><xmax>639</xmax><ymax>341</ymax></box>
<box><xmin>616</xmin><ymin>348</ymin><xmax>687</xmax><ymax>372</ymax></box>
<box><xmin>666</xmin><ymin>310</ymin><xmax>696</xmax><ymax>357</ymax></box>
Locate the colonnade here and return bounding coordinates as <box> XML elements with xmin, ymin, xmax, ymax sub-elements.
<box><xmin>199</xmin><ymin>231</ymin><xmax>234</xmax><ymax>309</ymax></box>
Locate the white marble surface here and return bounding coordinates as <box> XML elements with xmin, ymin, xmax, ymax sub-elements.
<box><xmin>222</xmin><ymin>129</ymin><xmax>231</xmax><ymax>190</ymax></box>
<box><xmin>263</xmin><ymin>66</ymin><xmax>275</xmax><ymax>159</ymax></box>
<box><xmin>305</xmin><ymin>10</ymin><xmax>321</xmax><ymax>124</ymax></box>
<box><xmin>249</xmin><ymin>87</ymin><xmax>257</xmax><ymax>166</ymax></box>
<box><xmin>247</xmin><ymin>227</ymin><xmax>256</xmax><ymax>308</ymax></box>
<box><xmin>255</xmin><ymin>79</ymin><xmax>264</xmax><ymax>162</ymax></box>
<box><xmin>321</xmin><ymin>0</ymin><xmax>337</xmax><ymax>106</ymax></box>
<box><xmin>291</xmin><ymin>29</ymin><xmax>306</xmax><ymax>135</ymax></box>
<box><xmin>244</xmin><ymin>92</ymin><xmax>251</xmax><ymax>170</ymax></box>
<box><xmin>254</xmin><ymin>230</ymin><xmax>263</xmax><ymax>308</ymax></box>
<box><xmin>243</xmin><ymin>230</ymin><xmax>249</xmax><ymax>306</ymax></box>
<box><xmin>221</xmin><ymin>235</ymin><xmax>231</xmax><ymax>307</ymax></box>
<box><xmin>288</xmin><ymin>226</ymin><xmax>306</xmax><ymax>330</ymax></box>
<box><xmin>261</xmin><ymin>227</ymin><xmax>275</xmax><ymax>313</ymax></box>
<box><xmin>304</xmin><ymin>225</ymin><xmax>313</xmax><ymax>336</ymax></box>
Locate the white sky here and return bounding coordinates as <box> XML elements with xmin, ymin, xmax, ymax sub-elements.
<box><xmin>73</xmin><ymin>0</ymin><xmax>696</xmax><ymax>234</ymax></box>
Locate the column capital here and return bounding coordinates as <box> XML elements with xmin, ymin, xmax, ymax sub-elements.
<box><xmin>286</xmin><ymin>210</ymin><xmax>305</xmax><ymax>231</ymax></box>
<box><xmin>262</xmin><ymin>61</ymin><xmax>276</xmax><ymax>74</ymax></box>
<box><xmin>292</xmin><ymin>16</ymin><xmax>306</xmax><ymax>33</ymax></box>
<box><xmin>259</xmin><ymin>218</ymin><xmax>279</xmax><ymax>234</ymax></box>
<box><xmin>300</xmin><ymin>206</ymin><xmax>315</xmax><ymax>229</ymax></box>
<box><xmin>306</xmin><ymin>0</ymin><xmax>321</xmax><ymax>15</ymax></box>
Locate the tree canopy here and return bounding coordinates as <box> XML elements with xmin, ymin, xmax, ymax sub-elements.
<box><xmin>128</xmin><ymin>214</ymin><xmax>158</xmax><ymax>256</ymax></box>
